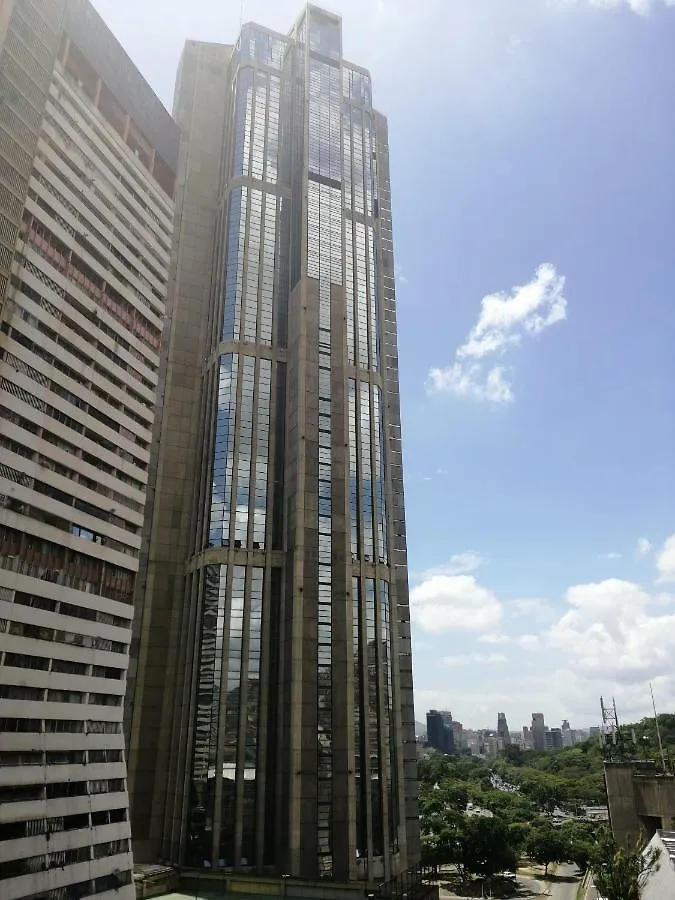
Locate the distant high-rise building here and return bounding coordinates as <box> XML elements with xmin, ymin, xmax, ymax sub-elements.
<box><xmin>0</xmin><ymin>2</ymin><xmax>177</xmax><ymax>898</ymax></box>
<box><xmin>532</xmin><ymin>713</ymin><xmax>546</xmax><ymax>751</ymax></box>
<box><xmin>497</xmin><ymin>711</ymin><xmax>511</xmax><ymax>745</ymax></box>
<box><xmin>522</xmin><ymin>725</ymin><xmax>533</xmax><ymax>749</ymax></box>
<box><xmin>545</xmin><ymin>728</ymin><xmax>563</xmax><ymax>751</ymax></box>
<box><xmin>561</xmin><ymin>719</ymin><xmax>574</xmax><ymax>747</ymax></box>
<box><xmin>451</xmin><ymin>719</ymin><xmax>465</xmax><ymax>751</ymax></box>
<box><xmin>124</xmin><ymin>5</ymin><xmax>418</xmax><ymax>885</ymax></box>
<box><xmin>427</xmin><ymin>709</ymin><xmax>454</xmax><ymax>754</ymax></box>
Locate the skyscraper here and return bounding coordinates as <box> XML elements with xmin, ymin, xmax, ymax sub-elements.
<box><xmin>426</xmin><ymin>709</ymin><xmax>454</xmax><ymax>754</ymax></box>
<box><xmin>497</xmin><ymin>711</ymin><xmax>511</xmax><ymax>746</ymax></box>
<box><xmin>0</xmin><ymin>2</ymin><xmax>177</xmax><ymax>898</ymax></box>
<box><xmin>126</xmin><ymin>4</ymin><xmax>418</xmax><ymax>886</ymax></box>
<box><xmin>532</xmin><ymin>712</ymin><xmax>546</xmax><ymax>751</ymax></box>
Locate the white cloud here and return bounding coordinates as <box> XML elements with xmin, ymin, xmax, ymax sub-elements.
<box><xmin>478</xmin><ymin>633</ymin><xmax>512</xmax><ymax>645</ymax></box>
<box><xmin>442</xmin><ymin>653</ymin><xmax>508</xmax><ymax>667</ymax></box>
<box><xmin>428</xmin><ymin>363</ymin><xmax>514</xmax><ymax>404</ymax></box>
<box><xmin>410</xmin><ymin>574</ymin><xmax>502</xmax><ymax>634</ymax></box>
<box><xmin>656</xmin><ymin>534</ymin><xmax>675</xmax><ymax>582</ymax></box>
<box><xmin>427</xmin><ymin>263</ymin><xmax>567</xmax><ymax>403</ymax></box>
<box><xmin>548</xmin><ymin>578</ymin><xmax>675</xmax><ymax>682</ymax></box>
<box><xmin>636</xmin><ymin>537</ymin><xmax>652</xmax><ymax>560</ymax></box>
<box><xmin>419</xmin><ymin>551</ymin><xmax>485</xmax><ymax>580</ymax></box>
<box><xmin>516</xmin><ymin>634</ymin><xmax>541</xmax><ymax>650</ymax></box>
<box><xmin>598</xmin><ymin>551</ymin><xmax>623</xmax><ymax>560</ymax></box>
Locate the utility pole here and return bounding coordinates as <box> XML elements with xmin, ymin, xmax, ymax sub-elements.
<box><xmin>650</xmin><ymin>683</ymin><xmax>667</xmax><ymax>773</ymax></box>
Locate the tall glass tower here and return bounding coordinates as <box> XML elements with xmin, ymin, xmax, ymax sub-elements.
<box><xmin>126</xmin><ymin>5</ymin><xmax>418</xmax><ymax>885</ymax></box>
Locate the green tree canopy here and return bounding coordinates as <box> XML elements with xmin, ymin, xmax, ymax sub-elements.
<box><xmin>526</xmin><ymin>821</ymin><xmax>568</xmax><ymax>875</ymax></box>
<box><xmin>456</xmin><ymin>816</ymin><xmax>518</xmax><ymax>882</ymax></box>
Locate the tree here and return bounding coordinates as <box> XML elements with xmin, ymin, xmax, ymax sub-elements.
<box><xmin>508</xmin><ymin>821</ymin><xmax>532</xmax><ymax>853</ymax></box>
<box><xmin>502</xmin><ymin>744</ymin><xmax>525</xmax><ymax>766</ymax></box>
<box><xmin>421</xmin><ymin>826</ymin><xmax>456</xmax><ymax>875</ymax></box>
<box><xmin>437</xmin><ymin>780</ymin><xmax>469</xmax><ymax>812</ymax></box>
<box><xmin>589</xmin><ymin>833</ymin><xmax>661</xmax><ymax>900</ymax></box>
<box><xmin>560</xmin><ymin>820</ymin><xmax>599</xmax><ymax>873</ymax></box>
<box><xmin>521</xmin><ymin>773</ymin><xmax>568</xmax><ymax>814</ymax></box>
<box><xmin>526</xmin><ymin>822</ymin><xmax>568</xmax><ymax>876</ymax></box>
<box><xmin>477</xmin><ymin>789</ymin><xmax>537</xmax><ymax>825</ymax></box>
<box><xmin>457</xmin><ymin>816</ymin><xmax>518</xmax><ymax>882</ymax></box>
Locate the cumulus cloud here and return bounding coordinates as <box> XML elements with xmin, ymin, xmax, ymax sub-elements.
<box><xmin>419</xmin><ymin>551</ymin><xmax>485</xmax><ymax>580</ymax></box>
<box><xmin>548</xmin><ymin>578</ymin><xmax>675</xmax><ymax>682</ymax></box>
<box><xmin>410</xmin><ymin>574</ymin><xmax>502</xmax><ymax>633</ymax></box>
<box><xmin>636</xmin><ymin>537</ymin><xmax>652</xmax><ymax>559</ymax></box>
<box><xmin>478</xmin><ymin>633</ymin><xmax>512</xmax><ymax>645</ymax></box>
<box><xmin>427</xmin><ymin>263</ymin><xmax>567</xmax><ymax>403</ymax></box>
<box><xmin>598</xmin><ymin>551</ymin><xmax>622</xmax><ymax>560</ymax></box>
<box><xmin>656</xmin><ymin>534</ymin><xmax>675</xmax><ymax>582</ymax></box>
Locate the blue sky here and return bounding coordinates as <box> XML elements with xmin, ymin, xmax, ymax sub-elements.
<box><xmin>93</xmin><ymin>0</ymin><xmax>675</xmax><ymax>730</ymax></box>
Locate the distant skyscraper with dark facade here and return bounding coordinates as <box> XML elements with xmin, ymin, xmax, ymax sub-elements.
<box><xmin>532</xmin><ymin>712</ymin><xmax>546</xmax><ymax>751</ymax></box>
<box><xmin>426</xmin><ymin>709</ymin><xmax>454</xmax><ymax>754</ymax></box>
<box><xmin>497</xmin><ymin>712</ymin><xmax>511</xmax><ymax>746</ymax></box>
<box><xmin>125</xmin><ymin>4</ymin><xmax>418</xmax><ymax>886</ymax></box>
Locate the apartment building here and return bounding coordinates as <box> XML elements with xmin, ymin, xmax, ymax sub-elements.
<box><xmin>0</xmin><ymin>2</ymin><xmax>178</xmax><ymax>899</ymax></box>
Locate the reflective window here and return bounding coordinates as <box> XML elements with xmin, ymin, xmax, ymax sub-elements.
<box><xmin>187</xmin><ymin>565</ymin><xmax>228</xmax><ymax>864</ymax></box>
<box><xmin>352</xmin><ymin>576</ymin><xmax>367</xmax><ymax>856</ymax></box>
<box><xmin>209</xmin><ymin>354</ymin><xmax>238</xmax><ymax>548</ymax></box>
<box><xmin>222</xmin><ymin>189</ymin><xmax>246</xmax><ymax>341</ymax></box>
<box><xmin>308</xmin><ymin>59</ymin><xmax>342</xmax><ymax>183</ymax></box>
<box><xmin>252</xmin><ymin>359</ymin><xmax>272</xmax><ymax>549</ymax></box>
<box><xmin>380</xmin><ymin>580</ymin><xmax>399</xmax><ymax>853</ymax></box>
<box><xmin>374</xmin><ymin>387</ymin><xmax>388</xmax><ymax>565</ymax></box>
<box><xmin>308</xmin><ymin>10</ymin><xmax>341</xmax><ymax>60</ymax></box>
<box><xmin>342</xmin><ymin>67</ymin><xmax>372</xmax><ymax>106</ymax></box>
<box><xmin>239</xmin><ymin>25</ymin><xmax>287</xmax><ymax>70</ymax></box>
<box><xmin>348</xmin><ymin>379</ymin><xmax>358</xmax><ymax>558</ymax></box>
<box><xmin>234</xmin><ymin>358</ymin><xmax>255</xmax><ymax>546</ymax></box>
<box><xmin>219</xmin><ymin>565</ymin><xmax>245</xmax><ymax>863</ymax></box>
<box><xmin>231</xmin><ymin>69</ymin><xmax>254</xmax><ymax>179</ymax></box>
<box><xmin>366</xmin><ymin>578</ymin><xmax>383</xmax><ymax>856</ymax></box>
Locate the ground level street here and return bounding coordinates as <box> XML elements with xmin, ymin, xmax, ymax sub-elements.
<box><xmin>544</xmin><ymin>864</ymin><xmax>581</xmax><ymax>900</ymax></box>
<box><xmin>434</xmin><ymin>862</ymin><xmax>580</xmax><ymax>899</ymax></box>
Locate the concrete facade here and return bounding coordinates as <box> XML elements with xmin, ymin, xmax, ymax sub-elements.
<box><xmin>0</xmin><ymin>2</ymin><xmax>177</xmax><ymax>898</ymax></box>
<box><xmin>126</xmin><ymin>5</ymin><xmax>419</xmax><ymax>887</ymax></box>
<box><xmin>605</xmin><ymin>762</ymin><xmax>675</xmax><ymax>849</ymax></box>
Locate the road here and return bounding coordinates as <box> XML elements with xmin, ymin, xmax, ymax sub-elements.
<box><xmin>545</xmin><ymin>863</ymin><xmax>580</xmax><ymax>899</ymax></box>
<box><xmin>436</xmin><ymin>864</ymin><xmax>581</xmax><ymax>899</ymax></box>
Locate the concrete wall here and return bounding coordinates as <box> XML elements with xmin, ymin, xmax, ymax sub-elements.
<box><xmin>605</xmin><ymin>763</ymin><xmax>675</xmax><ymax>848</ymax></box>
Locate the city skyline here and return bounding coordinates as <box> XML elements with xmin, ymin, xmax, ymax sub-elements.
<box><xmin>417</xmin><ymin>710</ymin><xmax>599</xmax><ymax>736</ymax></box>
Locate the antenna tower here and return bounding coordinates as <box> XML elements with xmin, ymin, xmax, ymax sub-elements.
<box><xmin>601</xmin><ymin>696</ymin><xmax>620</xmax><ymax>735</ymax></box>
